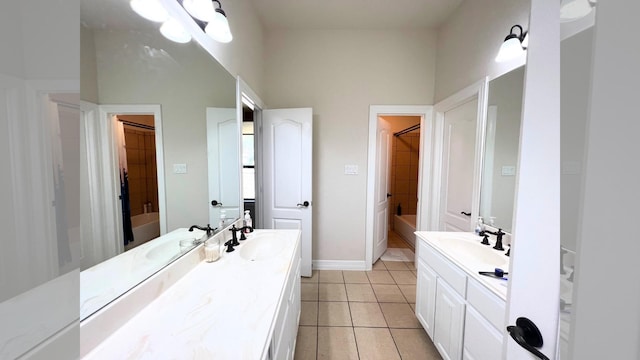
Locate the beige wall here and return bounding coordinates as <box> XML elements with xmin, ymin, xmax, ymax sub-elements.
<box><xmin>264</xmin><ymin>29</ymin><xmax>437</xmax><ymax>261</ymax></box>
<box><xmin>434</xmin><ymin>0</ymin><xmax>530</xmax><ymax>102</ymax></box>
<box><xmin>89</xmin><ymin>28</ymin><xmax>236</xmax><ymax>230</ymax></box>
<box><xmin>201</xmin><ymin>0</ymin><xmax>265</xmax><ymax>97</ymax></box>
<box><xmin>80</xmin><ymin>25</ymin><xmax>98</xmax><ymax>103</ymax></box>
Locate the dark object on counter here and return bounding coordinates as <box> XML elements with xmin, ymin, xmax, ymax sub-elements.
<box><xmin>188</xmin><ymin>224</ymin><xmax>216</xmax><ymax>236</ymax></box>
<box><xmin>481</xmin><ymin>234</ymin><xmax>490</xmax><ymax>245</ymax></box>
<box><xmin>481</xmin><ymin>228</ymin><xmax>505</xmax><ymax>251</ymax></box>
<box><xmin>479</xmin><ymin>268</ymin><xmax>508</xmax><ymax>278</ymax></box>
<box><xmin>397</xmin><ymin>203</ymin><xmax>402</xmax><ymax>216</ymax></box>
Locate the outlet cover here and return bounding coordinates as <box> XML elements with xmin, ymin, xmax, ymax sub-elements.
<box><xmin>173</xmin><ymin>163</ymin><xmax>187</xmax><ymax>174</ymax></box>
<box><xmin>344</xmin><ymin>165</ymin><xmax>359</xmax><ymax>175</ymax></box>
<box><xmin>501</xmin><ymin>165</ymin><xmax>516</xmax><ymax>176</ymax></box>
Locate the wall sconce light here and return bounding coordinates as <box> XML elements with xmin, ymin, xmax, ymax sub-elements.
<box><xmin>560</xmin><ymin>0</ymin><xmax>596</xmax><ymax>22</ymax></box>
<box><xmin>495</xmin><ymin>25</ymin><xmax>528</xmax><ymax>63</ymax></box>
<box><xmin>130</xmin><ymin>0</ymin><xmax>232</xmax><ymax>44</ymax></box>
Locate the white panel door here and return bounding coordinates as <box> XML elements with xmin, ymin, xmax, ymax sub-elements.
<box><xmin>439</xmin><ymin>98</ymin><xmax>478</xmax><ymax>232</ymax></box>
<box><xmin>373</xmin><ymin>117</ymin><xmax>392</xmax><ymax>262</ymax></box>
<box><xmin>263</xmin><ymin>108</ymin><xmax>312</xmax><ymax>277</ymax></box>
<box><xmin>207</xmin><ymin>107</ymin><xmax>240</xmax><ymax>227</ymax></box>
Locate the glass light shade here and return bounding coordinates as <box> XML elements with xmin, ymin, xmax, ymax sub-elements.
<box><xmin>495</xmin><ymin>37</ymin><xmax>524</xmax><ymax>63</ymax></box>
<box><xmin>160</xmin><ymin>18</ymin><xmax>192</xmax><ymax>44</ymax></box>
<box><xmin>205</xmin><ymin>10</ymin><xmax>233</xmax><ymax>43</ymax></box>
<box><xmin>183</xmin><ymin>0</ymin><xmax>214</xmax><ymax>21</ymax></box>
<box><xmin>560</xmin><ymin>0</ymin><xmax>593</xmax><ymax>22</ymax></box>
<box><xmin>130</xmin><ymin>0</ymin><xmax>169</xmax><ymax>23</ymax></box>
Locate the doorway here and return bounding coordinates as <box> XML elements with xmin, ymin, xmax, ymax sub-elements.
<box><xmin>365</xmin><ymin>105</ymin><xmax>433</xmax><ymax>269</ymax></box>
<box><xmin>115</xmin><ymin>114</ymin><xmax>160</xmax><ymax>251</ymax></box>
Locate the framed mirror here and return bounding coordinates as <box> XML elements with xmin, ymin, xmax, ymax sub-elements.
<box><xmin>80</xmin><ymin>0</ymin><xmax>239</xmax><ymax>320</ymax></box>
<box><xmin>479</xmin><ymin>66</ymin><xmax>525</xmax><ymax>233</ymax></box>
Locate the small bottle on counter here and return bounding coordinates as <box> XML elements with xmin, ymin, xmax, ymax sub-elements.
<box><xmin>474</xmin><ymin>217</ymin><xmax>485</xmax><ymax>235</ymax></box>
<box><xmin>243</xmin><ymin>210</ymin><xmax>252</xmax><ymax>232</ymax></box>
<box><xmin>219</xmin><ymin>209</ymin><xmax>227</xmax><ymax>229</ymax></box>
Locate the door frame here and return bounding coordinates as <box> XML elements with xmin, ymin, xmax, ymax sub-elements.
<box><xmin>237</xmin><ymin>77</ymin><xmax>266</xmax><ymax>227</ymax></box>
<box><xmin>432</xmin><ymin>79</ymin><xmax>488</xmax><ymax>231</ymax></box>
<box><xmin>98</xmin><ymin>104</ymin><xmax>166</xmax><ymax>243</ymax></box>
<box><xmin>365</xmin><ymin>105</ymin><xmax>433</xmax><ymax>270</ymax></box>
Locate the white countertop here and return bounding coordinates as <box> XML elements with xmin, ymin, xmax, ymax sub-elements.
<box><xmin>415</xmin><ymin>231</ymin><xmax>511</xmax><ymax>300</ymax></box>
<box><xmin>82</xmin><ymin>229</ymin><xmax>301</xmax><ymax>360</ymax></box>
<box><xmin>81</xmin><ymin>228</ymin><xmax>207</xmax><ymax>320</ymax></box>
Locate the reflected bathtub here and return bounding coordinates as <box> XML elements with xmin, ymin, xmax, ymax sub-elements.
<box><xmin>131</xmin><ymin>212</ymin><xmax>160</xmax><ymax>245</ymax></box>
<box><xmin>394</xmin><ymin>214</ymin><xmax>416</xmax><ymax>247</ymax></box>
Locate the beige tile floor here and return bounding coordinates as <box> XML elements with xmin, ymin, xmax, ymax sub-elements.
<box><xmin>294</xmin><ymin>257</ymin><xmax>442</xmax><ymax>359</ymax></box>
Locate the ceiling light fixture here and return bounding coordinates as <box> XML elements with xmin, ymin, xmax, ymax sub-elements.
<box><xmin>495</xmin><ymin>25</ymin><xmax>528</xmax><ymax>63</ymax></box>
<box><xmin>560</xmin><ymin>0</ymin><xmax>596</xmax><ymax>22</ymax></box>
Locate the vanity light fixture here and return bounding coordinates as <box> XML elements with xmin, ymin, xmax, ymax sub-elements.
<box><xmin>205</xmin><ymin>0</ymin><xmax>233</xmax><ymax>43</ymax></box>
<box><xmin>160</xmin><ymin>17</ymin><xmax>193</xmax><ymax>43</ymax></box>
<box><xmin>183</xmin><ymin>0</ymin><xmax>233</xmax><ymax>43</ymax></box>
<box><xmin>130</xmin><ymin>0</ymin><xmax>232</xmax><ymax>44</ymax></box>
<box><xmin>560</xmin><ymin>0</ymin><xmax>596</xmax><ymax>22</ymax></box>
<box><xmin>130</xmin><ymin>0</ymin><xmax>169</xmax><ymax>22</ymax></box>
<box><xmin>495</xmin><ymin>25</ymin><xmax>528</xmax><ymax>63</ymax></box>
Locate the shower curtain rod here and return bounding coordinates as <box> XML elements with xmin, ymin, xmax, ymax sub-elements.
<box><xmin>394</xmin><ymin>123</ymin><xmax>420</xmax><ymax>137</ymax></box>
<box><xmin>120</xmin><ymin>120</ymin><xmax>155</xmax><ymax>131</ymax></box>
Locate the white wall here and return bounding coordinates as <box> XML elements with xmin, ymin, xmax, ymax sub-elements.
<box><xmin>571</xmin><ymin>0</ymin><xmax>640</xmax><ymax>357</ymax></box>
<box><xmin>90</xmin><ymin>29</ymin><xmax>236</xmax><ymax>230</ymax></box>
<box><xmin>264</xmin><ymin>29</ymin><xmax>437</xmax><ymax>262</ymax></box>
<box><xmin>434</xmin><ymin>0</ymin><xmax>530</xmax><ymax>102</ymax></box>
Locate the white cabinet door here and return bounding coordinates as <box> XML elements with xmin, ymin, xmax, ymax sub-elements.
<box><xmin>462</xmin><ymin>306</ymin><xmax>503</xmax><ymax>360</ymax></box>
<box><xmin>416</xmin><ymin>258</ymin><xmax>438</xmax><ymax>337</ymax></box>
<box><xmin>434</xmin><ymin>278</ymin><xmax>466</xmax><ymax>360</ymax></box>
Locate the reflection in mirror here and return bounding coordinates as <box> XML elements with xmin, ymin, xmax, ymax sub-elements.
<box><xmin>80</xmin><ymin>0</ymin><xmax>238</xmax><ymax>320</ymax></box>
<box><xmin>479</xmin><ymin>66</ymin><xmax>525</xmax><ymax>233</ymax></box>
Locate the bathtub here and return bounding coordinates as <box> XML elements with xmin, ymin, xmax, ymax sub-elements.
<box><xmin>131</xmin><ymin>212</ymin><xmax>160</xmax><ymax>245</ymax></box>
<box><xmin>394</xmin><ymin>214</ymin><xmax>416</xmax><ymax>248</ymax></box>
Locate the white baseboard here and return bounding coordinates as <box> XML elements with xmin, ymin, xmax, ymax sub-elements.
<box><xmin>312</xmin><ymin>260</ymin><xmax>368</xmax><ymax>271</ymax></box>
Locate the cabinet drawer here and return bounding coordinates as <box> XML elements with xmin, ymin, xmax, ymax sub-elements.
<box><xmin>466</xmin><ymin>278</ymin><xmax>505</xmax><ymax>331</ymax></box>
<box><xmin>419</xmin><ymin>240</ymin><xmax>467</xmax><ymax>297</ymax></box>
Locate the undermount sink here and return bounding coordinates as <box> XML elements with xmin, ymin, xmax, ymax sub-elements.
<box><xmin>436</xmin><ymin>236</ymin><xmax>509</xmax><ymax>269</ymax></box>
<box><xmin>239</xmin><ymin>236</ymin><xmax>286</xmax><ymax>261</ymax></box>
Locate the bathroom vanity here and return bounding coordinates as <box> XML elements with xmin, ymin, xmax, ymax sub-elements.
<box><xmin>80</xmin><ymin>229</ymin><xmax>301</xmax><ymax>359</ymax></box>
<box><xmin>415</xmin><ymin>232</ymin><xmax>509</xmax><ymax>360</ymax></box>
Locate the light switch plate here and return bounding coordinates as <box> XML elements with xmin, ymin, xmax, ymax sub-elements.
<box><xmin>501</xmin><ymin>165</ymin><xmax>516</xmax><ymax>176</ymax></box>
<box><xmin>173</xmin><ymin>163</ymin><xmax>187</xmax><ymax>174</ymax></box>
<box><xmin>344</xmin><ymin>165</ymin><xmax>359</xmax><ymax>175</ymax></box>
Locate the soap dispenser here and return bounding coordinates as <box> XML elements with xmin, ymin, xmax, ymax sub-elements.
<box><xmin>243</xmin><ymin>210</ymin><xmax>253</xmax><ymax>231</ymax></box>
<box><xmin>474</xmin><ymin>217</ymin><xmax>485</xmax><ymax>235</ymax></box>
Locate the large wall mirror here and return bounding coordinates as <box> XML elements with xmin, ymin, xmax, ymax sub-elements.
<box><xmin>479</xmin><ymin>66</ymin><xmax>525</xmax><ymax>233</ymax></box>
<box><xmin>80</xmin><ymin>0</ymin><xmax>239</xmax><ymax>320</ymax></box>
